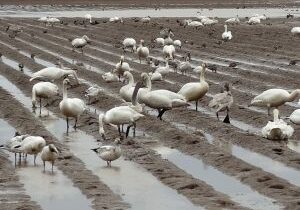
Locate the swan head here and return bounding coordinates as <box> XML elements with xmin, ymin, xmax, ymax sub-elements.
<box><xmin>114</xmin><ymin>138</ymin><xmax>122</xmax><ymax>144</ymax></box>
<box><xmin>201</xmin><ymin>63</ymin><xmax>207</xmax><ymax>68</ymax></box>
<box><xmin>141</xmin><ymin>72</ymin><xmax>149</xmax><ymax>81</ymax></box>
<box><xmin>140</xmin><ymin>39</ymin><xmax>145</xmax><ymax>46</ymax></box>
<box><xmin>123</xmin><ymin>71</ymin><xmax>132</xmax><ymax>79</ymax></box>
<box><xmin>63</xmin><ymin>78</ymin><xmax>71</xmax><ymax>85</ymax></box>
<box><xmin>120</xmin><ymin>55</ymin><xmax>125</xmax><ymax>62</ymax></box>
<box><xmin>82</xmin><ymin>35</ymin><xmax>90</xmax><ymax>43</ymax></box>
<box><xmin>49</xmin><ymin>144</ymin><xmax>59</xmax><ymax>153</ymax></box>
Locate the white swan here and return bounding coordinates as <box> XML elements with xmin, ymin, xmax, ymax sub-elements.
<box><xmin>184</xmin><ymin>20</ymin><xmax>203</xmax><ymax>28</ymax></box>
<box><xmin>173</xmin><ymin>40</ymin><xmax>182</xmax><ymax>49</ymax></box>
<box><xmin>247</xmin><ymin>17</ymin><xmax>261</xmax><ymax>25</ymax></box>
<box><xmin>149</xmin><ymin>71</ymin><xmax>163</xmax><ymax>81</ymax></box>
<box><xmin>32</xmin><ymin>82</ymin><xmax>59</xmax><ymax>116</ymax></box>
<box><xmin>102</xmin><ymin>71</ymin><xmax>119</xmax><ymax>82</ymax></box>
<box><xmin>30</xmin><ymin>67</ymin><xmax>79</xmax><ymax>84</ymax></box>
<box><xmin>178</xmin><ymin>63</ymin><xmax>209</xmax><ymax>111</ymax></box>
<box><xmin>141</xmin><ymin>16</ymin><xmax>151</xmax><ymax>24</ymax></box>
<box><xmin>201</xmin><ymin>18</ymin><xmax>218</xmax><ymax>26</ymax></box>
<box><xmin>222</xmin><ymin>25</ymin><xmax>233</xmax><ymax>41</ymax></box>
<box><xmin>84</xmin><ymin>14</ymin><xmax>92</xmax><ymax>23</ymax></box>
<box><xmin>178</xmin><ymin>56</ymin><xmax>192</xmax><ymax>75</ymax></box>
<box><xmin>249</xmin><ymin>89</ymin><xmax>300</xmax><ymax>115</ymax></box>
<box><xmin>139</xmin><ymin>73</ymin><xmax>188</xmax><ymax>120</ymax></box>
<box><xmin>123</xmin><ymin>38</ymin><xmax>136</xmax><ymax>52</ymax></box>
<box><xmin>262</xmin><ymin>109</ymin><xmax>294</xmax><ymax>140</ymax></box>
<box><xmin>289</xmin><ymin>109</ymin><xmax>300</xmax><ymax>124</ymax></box>
<box><xmin>225</xmin><ymin>16</ymin><xmax>240</xmax><ymax>24</ymax></box>
<box><xmin>15</xmin><ymin>136</ymin><xmax>46</xmax><ymax>165</ymax></box>
<box><xmin>291</xmin><ymin>27</ymin><xmax>300</xmax><ymax>36</ymax></box>
<box><xmin>137</xmin><ymin>40</ymin><xmax>150</xmax><ymax>63</ymax></box>
<box><xmin>115</xmin><ymin>56</ymin><xmax>131</xmax><ymax>81</ymax></box>
<box><xmin>0</xmin><ymin>133</ymin><xmax>29</xmax><ymax>164</ymax></box>
<box><xmin>85</xmin><ymin>86</ymin><xmax>101</xmax><ymax>104</ymax></box>
<box><xmin>59</xmin><ymin>78</ymin><xmax>86</xmax><ymax>134</ymax></box>
<box><xmin>41</xmin><ymin>144</ymin><xmax>59</xmax><ymax>172</ymax></box>
<box><xmin>91</xmin><ymin>139</ymin><xmax>121</xmax><ymax>167</ymax></box>
<box><xmin>154</xmin><ymin>37</ymin><xmax>165</xmax><ymax>47</ymax></box>
<box><xmin>119</xmin><ymin>71</ymin><xmax>136</xmax><ymax>102</ymax></box>
<box><xmin>209</xmin><ymin>83</ymin><xmax>234</xmax><ymax>123</ymax></box>
<box><xmin>109</xmin><ymin>17</ymin><xmax>123</xmax><ymax>23</ymax></box>
<box><xmin>164</xmin><ymin>30</ymin><xmax>174</xmax><ymax>45</ymax></box>
<box><xmin>155</xmin><ymin>60</ymin><xmax>171</xmax><ymax>76</ymax></box>
<box><xmin>254</xmin><ymin>14</ymin><xmax>267</xmax><ymax>20</ymax></box>
<box><xmin>71</xmin><ymin>35</ymin><xmax>90</xmax><ymax>54</ymax></box>
<box><xmin>38</xmin><ymin>17</ymin><xmax>60</xmax><ymax>26</ymax></box>
<box><xmin>163</xmin><ymin>45</ymin><xmax>175</xmax><ymax>60</ymax></box>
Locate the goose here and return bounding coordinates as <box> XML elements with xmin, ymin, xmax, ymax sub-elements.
<box><xmin>123</xmin><ymin>38</ymin><xmax>136</xmax><ymax>52</ymax></box>
<box><xmin>32</xmin><ymin>82</ymin><xmax>59</xmax><ymax>116</ymax></box>
<box><xmin>137</xmin><ymin>40</ymin><xmax>150</xmax><ymax>64</ymax></box>
<box><xmin>291</xmin><ymin>27</ymin><xmax>300</xmax><ymax>36</ymax></box>
<box><xmin>15</xmin><ymin>136</ymin><xmax>46</xmax><ymax>165</ymax></box>
<box><xmin>141</xmin><ymin>16</ymin><xmax>151</xmax><ymax>24</ymax></box>
<box><xmin>262</xmin><ymin>109</ymin><xmax>294</xmax><ymax>140</ymax></box>
<box><xmin>41</xmin><ymin>144</ymin><xmax>59</xmax><ymax>172</ymax></box>
<box><xmin>30</xmin><ymin>67</ymin><xmax>79</xmax><ymax>84</ymax></box>
<box><xmin>115</xmin><ymin>56</ymin><xmax>131</xmax><ymax>81</ymax></box>
<box><xmin>0</xmin><ymin>133</ymin><xmax>29</xmax><ymax>164</ymax></box>
<box><xmin>85</xmin><ymin>86</ymin><xmax>101</xmax><ymax>104</ymax></box>
<box><xmin>163</xmin><ymin>45</ymin><xmax>175</xmax><ymax>60</ymax></box>
<box><xmin>222</xmin><ymin>25</ymin><xmax>233</xmax><ymax>41</ymax></box>
<box><xmin>289</xmin><ymin>109</ymin><xmax>300</xmax><ymax>124</ymax></box>
<box><xmin>91</xmin><ymin>138</ymin><xmax>121</xmax><ymax>167</ymax></box>
<box><xmin>119</xmin><ymin>71</ymin><xmax>135</xmax><ymax>102</ymax></box>
<box><xmin>71</xmin><ymin>35</ymin><xmax>90</xmax><ymax>54</ymax></box>
<box><xmin>164</xmin><ymin>30</ymin><xmax>174</xmax><ymax>46</ymax></box>
<box><xmin>249</xmin><ymin>89</ymin><xmax>300</xmax><ymax>115</ymax></box>
<box><xmin>225</xmin><ymin>15</ymin><xmax>240</xmax><ymax>24</ymax></box>
<box><xmin>178</xmin><ymin>54</ymin><xmax>192</xmax><ymax>75</ymax></box>
<box><xmin>155</xmin><ymin>60</ymin><xmax>171</xmax><ymax>76</ymax></box>
<box><xmin>102</xmin><ymin>71</ymin><xmax>119</xmax><ymax>82</ymax></box>
<box><xmin>209</xmin><ymin>83</ymin><xmax>233</xmax><ymax>123</ymax></box>
<box><xmin>247</xmin><ymin>17</ymin><xmax>261</xmax><ymax>25</ymax></box>
<box><xmin>139</xmin><ymin>73</ymin><xmax>188</xmax><ymax>120</ymax></box>
<box><xmin>60</xmin><ymin>78</ymin><xmax>86</xmax><ymax>134</ymax></box>
<box><xmin>178</xmin><ymin>63</ymin><xmax>209</xmax><ymax>111</ymax></box>
<box><xmin>160</xmin><ymin>28</ymin><xmax>174</xmax><ymax>39</ymax></box>
<box><xmin>173</xmin><ymin>40</ymin><xmax>182</xmax><ymax>49</ymax></box>
<box><xmin>154</xmin><ymin>37</ymin><xmax>164</xmax><ymax>47</ymax></box>
<box><xmin>84</xmin><ymin>14</ymin><xmax>92</xmax><ymax>23</ymax></box>
<box><xmin>98</xmin><ymin>85</ymin><xmax>144</xmax><ymax>139</ymax></box>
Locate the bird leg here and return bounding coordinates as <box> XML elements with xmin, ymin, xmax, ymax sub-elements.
<box><xmin>195</xmin><ymin>100</ymin><xmax>198</xmax><ymax>111</ymax></box>
<box><xmin>118</xmin><ymin>125</ymin><xmax>121</xmax><ymax>135</ymax></box>
<box><xmin>51</xmin><ymin>161</ymin><xmax>54</xmax><ymax>173</ymax></box>
<box><xmin>158</xmin><ymin>108</ymin><xmax>167</xmax><ymax>120</ymax></box>
<box><xmin>125</xmin><ymin>124</ymin><xmax>133</xmax><ymax>138</ymax></box>
<box><xmin>133</xmin><ymin>122</ymin><xmax>136</xmax><ymax>137</ymax></box>
<box><xmin>39</xmin><ymin>98</ymin><xmax>42</xmax><ymax>116</ymax></box>
<box><xmin>34</xmin><ymin>154</ymin><xmax>37</xmax><ymax>166</ymax></box>
<box><xmin>43</xmin><ymin>161</ymin><xmax>45</xmax><ymax>172</ymax></box>
<box><xmin>216</xmin><ymin>112</ymin><xmax>220</xmax><ymax>120</ymax></box>
<box><xmin>121</xmin><ymin>124</ymin><xmax>124</xmax><ymax>133</ymax></box>
<box><xmin>74</xmin><ymin>118</ymin><xmax>78</xmax><ymax>130</ymax></box>
<box><xmin>66</xmin><ymin>117</ymin><xmax>69</xmax><ymax>135</ymax></box>
<box><xmin>267</xmin><ymin>106</ymin><xmax>271</xmax><ymax>116</ymax></box>
<box><xmin>106</xmin><ymin>161</ymin><xmax>109</xmax><ymax>167</ymax></box>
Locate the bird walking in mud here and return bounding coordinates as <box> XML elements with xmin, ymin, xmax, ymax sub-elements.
<box><xmin>71</xmin><ymin>35</ymin><xmax>90</xmax><ymax>54</ymax></box>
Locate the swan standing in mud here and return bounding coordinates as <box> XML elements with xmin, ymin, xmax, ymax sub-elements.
<box><xmin>98</xmin><ymin>84</ymin><xmax>144</xmax><ymax>139</ymax></box>
<box><xmin>178</xmin><ymin>63</ymin><xmax>209</xmax><ymax>111</ymax></box>
<box><xmin>119</xmin><ymin>71</ymin><xmax>136</xmax><ymax>102</ymax></box>
<box><xmin>155</xmin><ymin>60</ymin><xmax>171</xmax><ymax>75</ymax></box>
<box><xmin>154</xmin><ymin>37</ymin><xmax>165</xmax><ymax>47</ymax></box>
<box><xmin>85</xmin><ymin>86</ymin><xmax>101</xmax><ymax>104</ymax></box>
<box><xmin>30</xmin><ymin>67</ymin><xmax>79</xmax><ymax>84</ymax></box>
<box><xmin>115</xmin><ymin>56</ymin><xmax>131</xmax><ymax>81</ymax></box>
<box><xmin>72</xmin><ymin>35</ymin><xmax>90</xmax><ymax>54</ymax></box>
<box><xmin>139</xmin><ymin>73</ymin><xmax>188</xmax><ymax>120</ymax></box>
<box><xmin>137</xmin><ymin>40</ymin><xmax>149</xmax><ymax>64</ymax></box>
<box><xmin>222</xmin><ymin>25</ymin><xmax>232</xmax><ymax>41</ymax></box>
<box><xmin>84</xmin><ymin>14</ymin><xmax>92</xmax><ymax>23</ymax></box>
<box><xmin>163</xmin><ymin>45</ymin><xmax>175</xmax><ymax>60</ymax></box>
<box><xmin>60</xmin><ymin>79</ymin><xmax>86</xmax><ymax>134</ymax></box>
<box><xmin>164</xmin><ymin>30</ymin><xmax>174</xmax><ymax>45</ymax></box>
<box><xmin>41</xmin><ymin>144</ymin><xmax>59</xmax><ymax>173</ymax></box>
<box><xmin>173</xmin><ymin>40</ymin><xmax>182</xmax><ymax>49</ymax></box>
<box><xmin>32</xmin><ymin>82</ymin><xmax>59</xmax><ymax>116</ymax></box>
<box><xmin>209</xmin><ymin>83</ymin><xmax>234</xmax><ymax>123</ymax></box>
<box><xmin>262</xmin><ymin>109</ymin><xmax>294</xmax><ymax>140</ymax></box>
<box><xmin>249</xmin><ymin>89</ymin><xmax>300</xmax><ymax>115</ymax></box>
<box><xmin>123</xmin><ymin>38</ymin><xmax>136</xmax><ymax>52</ymax></box>
<box><xmin>91</xmin><ymin>139</ymin><xmax>121</xmax><ymax>167</ymax></box>
<box><xmin>141</xmin><ymin>16</ymin><xmax>151</xmax><ymax>24</ymax></box>
<box><xmin>291</xmin><ymin>27</ymin><xmax>300</xmax><ymax>36</ymax></box>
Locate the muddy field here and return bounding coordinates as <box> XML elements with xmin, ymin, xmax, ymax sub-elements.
<box><xmin>0</xmin><ymin>12</ymin><xmax>300</xmax><ymax>210</ymax></box>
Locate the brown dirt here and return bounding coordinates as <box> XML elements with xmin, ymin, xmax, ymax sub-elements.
<box><xmin>0</xmin><ymin>15</ymin><xmax>300</xmax><ymax>210</ymax></box>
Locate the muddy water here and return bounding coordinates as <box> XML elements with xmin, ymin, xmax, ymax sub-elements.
<box><xmin>0</xmin><ymin>71</ymin><xmax>202</xmax><ymax>210</ymax></box>
<box><xmin>0</xmin><ymin>7</ymin><xmax>298</xmax><ymax>18</ymax></box>
<box><xmin>0</xmin><ymin>119</ymin><xmax>93</xmax><ymax>210</ymax></box>
<box><xmin>153</xmin><ymin>145</ymin><xmax>281</xmax><ymax>210</ymax></box>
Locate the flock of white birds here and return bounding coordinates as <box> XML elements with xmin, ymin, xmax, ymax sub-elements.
<box><xmin>1</xmin><ymin>12</ymin><xmax>300</xmax><ymax>171</ymax></box>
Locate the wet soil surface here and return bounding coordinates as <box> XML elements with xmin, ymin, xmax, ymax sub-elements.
<box><xmin>0</xmin><ymin>15</ymin><xmax>300</xmax><ymax>210</ymax></box>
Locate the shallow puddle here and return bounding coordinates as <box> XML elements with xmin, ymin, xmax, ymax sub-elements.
<box><xmin>0</xmin><ymin>119</ymin><xmax>92</xmax><ymax>210</ymax></box>
<box><xmin>153</xmin><ymin>145</ymin><xmax>281</xmax><ymax>210</ymax></box>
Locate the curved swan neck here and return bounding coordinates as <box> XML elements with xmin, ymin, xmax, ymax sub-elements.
<box><xmin>224</xmin><ymin>25</ymin><xmax>227</xmax><ymax>32</ymax></box>
<box><xmin>200</xmin><ymin>65</ymin><xmax>206</xmax><ymax>82</ymax></box>
<box><xmin>144</xmin><ymin>74</ymin><xmax>152</xmax><ymax>90</ymax></box>
<box><xmin>127</xmin><ymin>73</ymin><xmax>134</xmax><ymax>85</ymax></box>
<box><xmin>287</xmin><ymin>89</ymin><xmax>300</xmax><ymax>102</ymax></box>
<box><xmin>98</xmin><ymin>114</ymin><xmax>105</xmax><ymax>135</ymax></box>
<box><xmin>273</xmin><ymin>109</ymin><xmax>279</xmax><ymax>122</ymax></box>
<box><xmin>32</xmin><ymin>87</ymin><xmax>36</xmax><ymax>107</ymax></box>
<box><xmin>62</xmin><ymin>81</ymin><xmax>68</xmax><ymax>99</ymax></box>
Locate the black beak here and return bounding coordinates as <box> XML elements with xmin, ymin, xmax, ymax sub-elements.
<box><xmin>91</xmin><ymin>148</ymin><xmax>99</xmax><ymax>153</ymax></box>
